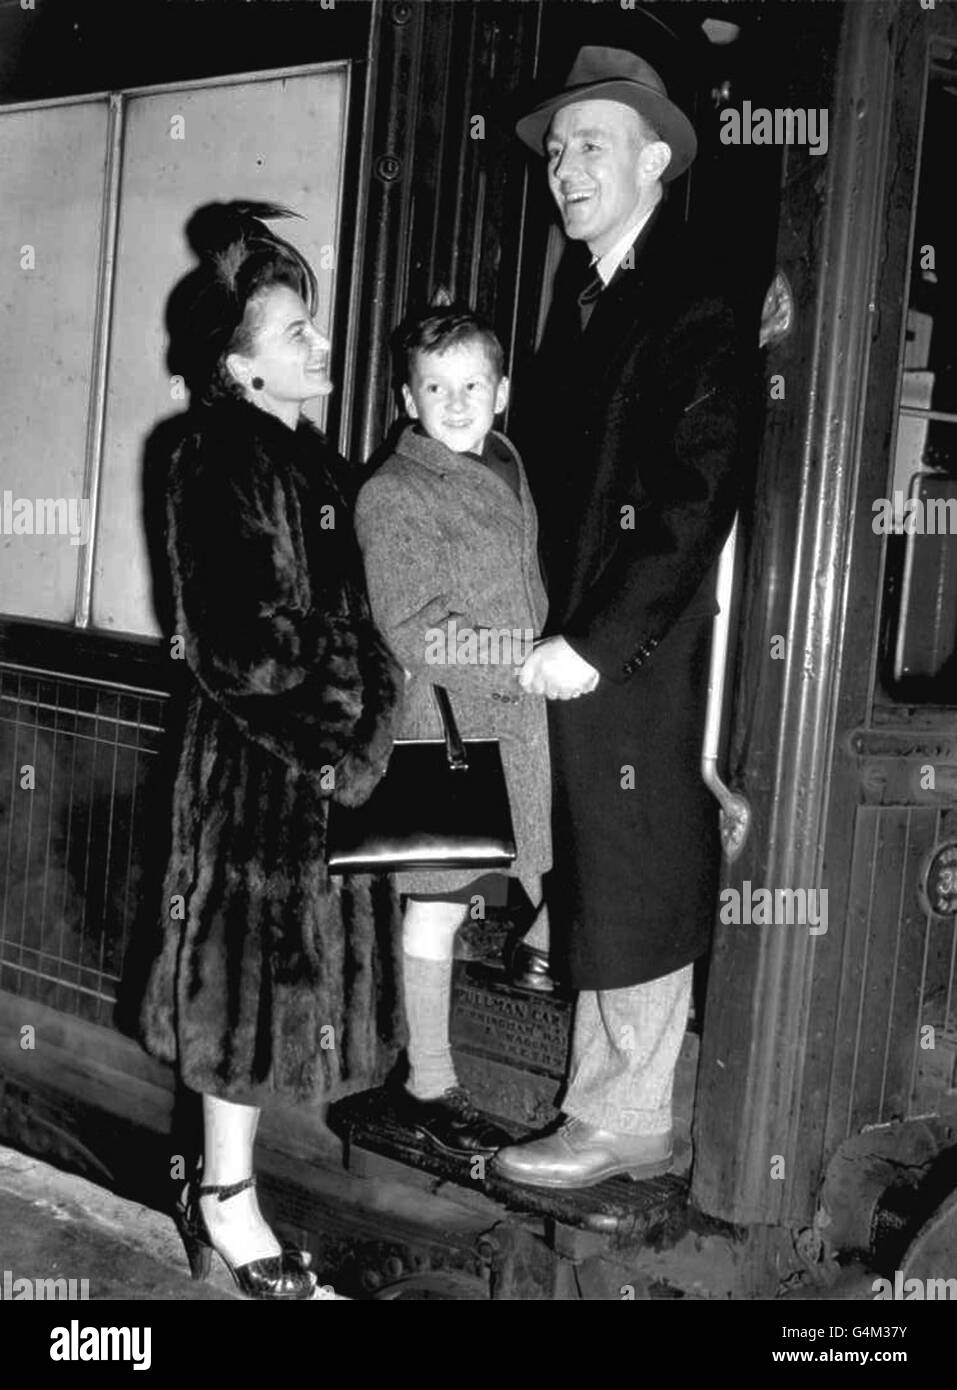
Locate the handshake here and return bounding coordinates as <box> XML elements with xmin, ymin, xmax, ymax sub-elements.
<box><xmin>415</xmin><ymin>597</ymin><xmax>600</xmax><ymax>701</ymax></box>
<box><xmin>517</xmin><ymin>635</ymin><xmax>600</xmax><ymax>701</ymax></box>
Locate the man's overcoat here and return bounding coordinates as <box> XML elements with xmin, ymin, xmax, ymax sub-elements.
<box><xmin>136</xmin><ymin>395</ymin><xmax>405</xmax><ymax>1102</ymax></box>
<box><xmin>521</xmin><ymin>209</ymin><xmax>755</xmax><ymax>991</ymax></box>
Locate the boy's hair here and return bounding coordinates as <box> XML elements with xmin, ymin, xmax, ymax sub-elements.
<box><xmin>393</xmin><ymin>305</ymin><xmax>505</xmax><ymax>388</ymax></box>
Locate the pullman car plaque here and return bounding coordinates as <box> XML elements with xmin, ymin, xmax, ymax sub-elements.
<box><xmin>451</xmin><ymin>973</ymin><xmax>571</xmax><ymax>1076</ymax></box>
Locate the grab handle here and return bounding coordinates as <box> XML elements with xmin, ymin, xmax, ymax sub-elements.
<box><xmin>701</xmin><ymin>519</ymin><xmax>751</xmax><ymax>863</ymax></box>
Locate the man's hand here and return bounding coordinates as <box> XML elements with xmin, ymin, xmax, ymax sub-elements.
<box><xmin>518</xmin><ymin>636</ymin><xmax>600</xmax><ymax>699</ymax></box>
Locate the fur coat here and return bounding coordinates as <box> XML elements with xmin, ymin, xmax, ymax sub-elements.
<box><xmin>137</xmin><ymin>395</ymin><xmax>405</xmax><ymax>1103</ymax></box>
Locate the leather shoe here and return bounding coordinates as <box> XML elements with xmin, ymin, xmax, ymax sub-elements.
<box><xmin>394</xmin><ymin>1086</ymin><xmax>511</xmax><ymax>1158</ymax></box>
<box><xmin>493</xmin><ymin>1116</ymin><xmax>673</xmax><ymax>1189</ymax></box>
<box><xmin>506</xmin><ymin>942</ymin><xmax>556</xmax><ymax>994</ymax></box>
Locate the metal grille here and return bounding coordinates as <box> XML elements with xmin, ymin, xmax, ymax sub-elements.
<box><xmin>0</xmin><ymin>662</ymin><xmax>166</xmax><ymax>1028</ymax></box>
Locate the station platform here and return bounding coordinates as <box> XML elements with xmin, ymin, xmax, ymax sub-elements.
<box><xmin>0</xmin><ymin>1143</ymin><xmax>239</xmax><ymax>1301</ymax></box>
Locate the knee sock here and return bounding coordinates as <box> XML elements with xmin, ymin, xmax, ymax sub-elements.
<box><xmin>402</xmin><ymin>906</ymin><xmax>462</xmax><ymax>1100</ymax></box>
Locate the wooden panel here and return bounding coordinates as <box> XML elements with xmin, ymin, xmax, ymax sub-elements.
<box><xmin>823</xmin><ymin>807</ymin><xmax>950</xmax><ymax>1142</ymax></box>
<box><xmin>883</xmin><ymin>809</ymin><xmax>941</xmax><ymax>1119</ymax></box>
<box><xmin>347</xmin><ymin>1</ymin><xmax>543</xmax><ymax>462</ymax></box>
<box><xmin>823</xmin><ymin>808</ymin><xmax>880</xmax><ymax>1143</ymax></box>
<box><xmin>847</xmin><ymin>810</ymin><xmax>911</xmax><ymax>1131</ymax></box>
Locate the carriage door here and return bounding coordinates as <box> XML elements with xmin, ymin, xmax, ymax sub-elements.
<box><xmin>693</xmin><ymin>0</ymin><xmax>957</xmax><ymax>1231</ymax></box>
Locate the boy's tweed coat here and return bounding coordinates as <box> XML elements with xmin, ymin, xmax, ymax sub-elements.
<box><xmin>137</xmin><ymin>395</ymin><xmax>405</xmax><ymax>1103</ymax></box>
<box><xmin>354</xmin><ymin>425</ymin><xmax>551</xmax><ymax>901</ymax></box>
<box><xmin>518</xmin><ymin>210</ymin><xmax>758</xmax><ymax>991</ymax></box>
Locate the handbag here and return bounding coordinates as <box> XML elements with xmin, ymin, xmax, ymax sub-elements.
<box><xmin>325</xmin><ymin>685</ymin><xmax>517</xmax><ymax>875</ymax></box>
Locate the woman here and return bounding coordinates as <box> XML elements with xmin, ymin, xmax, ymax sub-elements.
<box><xmin>137</xmin><ymin>202</ymin><xmax>404</xmax><ymax>1299</ymax></box>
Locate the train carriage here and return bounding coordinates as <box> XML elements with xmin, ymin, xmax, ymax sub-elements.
<box><xmin>0</xmin><ymin>0</ymin><xmax>955</xmax><ymax>1300</ymax></box>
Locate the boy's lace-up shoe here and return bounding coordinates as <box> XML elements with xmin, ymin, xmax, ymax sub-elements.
<box><xmin>394</xmin><ymin>1086</ymin><xmax>512</xmax><ymax>1158</ymax></box>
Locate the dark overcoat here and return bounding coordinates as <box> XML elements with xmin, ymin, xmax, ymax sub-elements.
<box><xmin>519</xmin><ymin>209</ymin><xmax>756</xmax><ymax>991</ymax></box>
<box><xmin>137</xmin><ymin>395</ymin><xmax>405</xmax><ymax>1103</ymax></box>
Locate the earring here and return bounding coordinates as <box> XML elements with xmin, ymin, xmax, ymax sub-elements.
<box><xmin>251</xmin><ymin>376</ymin><xmax>264</xmax><ymax>390</ymax></box>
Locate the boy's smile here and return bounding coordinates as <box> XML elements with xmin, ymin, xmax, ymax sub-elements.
<box><xmin>403</xmin><ymin>341</ymin><xmax>509</xmax><ymax>455</ymax></box>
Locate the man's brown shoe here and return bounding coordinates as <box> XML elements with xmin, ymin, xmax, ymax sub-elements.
<box><xmin>492</xmin><ymin>1116</ymin><xmax>673</xmax><ymax>1189</ymax></box>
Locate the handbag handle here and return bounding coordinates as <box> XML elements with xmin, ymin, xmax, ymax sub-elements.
<box><xmin>430</xmin><ymin>685</ymin><xmax>469</xmax><ymax>772</ymax></box>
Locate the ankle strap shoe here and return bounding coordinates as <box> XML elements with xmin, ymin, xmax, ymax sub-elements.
<box><xmin>178</xmin><ymin>1173</ymin><xmax>317</xmax><ymax>1299</ymax></box>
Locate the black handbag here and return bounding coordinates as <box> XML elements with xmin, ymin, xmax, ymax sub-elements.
<box><xmin>325</xmin><ymin>685</ymin><xmax>517</xmax><ymax>875</ymax></box>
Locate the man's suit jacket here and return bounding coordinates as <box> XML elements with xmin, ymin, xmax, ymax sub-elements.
<box><xmin>519</xmin><ymin>205</ymin><xmax>757</xmax><ymax>990</ymax></box>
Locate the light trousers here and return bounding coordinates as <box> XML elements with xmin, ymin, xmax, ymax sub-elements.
<box><xmin>561</xmin><ymin>963</ymin><xmax>693</xmax><ymax>1136</ymax></box>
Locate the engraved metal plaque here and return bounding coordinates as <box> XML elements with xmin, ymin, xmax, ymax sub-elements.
<box><xmin>451</xmin><ymin>967</ymin><xmax>571</xmax><ymax>1077</ymax></box>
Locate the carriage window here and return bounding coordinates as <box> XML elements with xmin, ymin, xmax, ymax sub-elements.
<box><xmin>878</xmin><ymin>53</ymin><xmax>957</xmax><ymax>703</ymax></box>
<box><xmin>0</xmin><ymin>98</ymin><xmax>109</xmax><ymax>624</ymax></box>
<box><xmin>0</xmin><ymin>66</ymin><xmax>348</xmax><ymax>639</ymax></box>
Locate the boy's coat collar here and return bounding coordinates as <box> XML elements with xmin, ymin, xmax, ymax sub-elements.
<box><xmin>395</xmin><ymin>423</ymin><xmax>521</xmax><ymax>477</ymax></box>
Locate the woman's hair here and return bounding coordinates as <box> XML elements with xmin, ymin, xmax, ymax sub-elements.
<box><xmin>392</xmin><ymin>304</ymin><xmax>505</xmax><ymax>390</ymax></box>
<box><xmin>166</xmin><ymin>201</ymin><xmax>318</xmax><ymax>403</ymax></box>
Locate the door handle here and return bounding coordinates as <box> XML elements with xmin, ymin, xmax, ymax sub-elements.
<box><xmin>701</xmin><ymin>517</ymin><xmax>751</xmax><ymax>862</ymax></box>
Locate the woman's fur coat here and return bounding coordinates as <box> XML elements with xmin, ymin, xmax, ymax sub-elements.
<box><xmin>137</xmin><ymin>395</ymin><xmax>405</xmax><ymax>1103</ymax></box>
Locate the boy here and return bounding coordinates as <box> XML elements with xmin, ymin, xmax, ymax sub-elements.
<box><xmin>354</xmin><ymin>307</ymin><xmax>552</xmax><ymax>1157</ymax></box>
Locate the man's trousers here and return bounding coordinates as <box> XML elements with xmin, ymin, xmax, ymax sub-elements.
<box><xmin>561</xmin><ymin>964</ymin><xmax>692</xmax><ymax>1135</ymax></box>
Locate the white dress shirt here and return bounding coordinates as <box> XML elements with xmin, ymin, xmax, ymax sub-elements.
<box><xmin>593</xmin><ymin>197</ymin><xmax>660</xmax><ymax>285</ymax></box>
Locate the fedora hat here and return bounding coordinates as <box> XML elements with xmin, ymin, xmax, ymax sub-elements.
<box><xmin>516</xmin><ymin>46</ymin><xmax>697</xmax><ymax>181</ymax></box>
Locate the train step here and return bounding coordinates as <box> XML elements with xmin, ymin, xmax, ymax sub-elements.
<box><xmin>328</xmin><ymin>1085</ymin><xmax>689</xmax><ymax>1240</ymax></box>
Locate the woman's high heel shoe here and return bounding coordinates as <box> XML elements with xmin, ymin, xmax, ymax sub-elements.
<box><xmin>177</xmin><ymin>1174</ymin><xmax>316</xmax><ymax>1300</ymax></box>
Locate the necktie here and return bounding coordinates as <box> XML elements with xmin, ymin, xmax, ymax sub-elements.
<box><xmin>578</xmin><ymin>265</ymin><xmax>604</xmax><ymax>331</ymax></box>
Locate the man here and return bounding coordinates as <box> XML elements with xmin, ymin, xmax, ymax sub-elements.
<box><xmin>494</xmin><ymin>47</ymin><xmax>753</xmax><ymax>1188</ymax></box>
